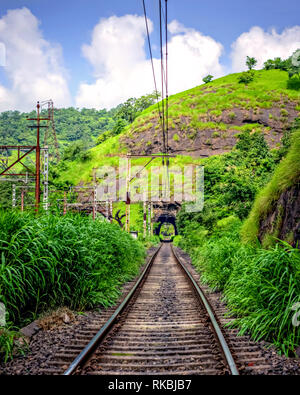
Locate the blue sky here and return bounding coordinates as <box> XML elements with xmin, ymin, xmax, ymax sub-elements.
<box><xmin>0</xmin><ymin>0</ymin><xmax>300</xmax><ymax>111</ymax></box>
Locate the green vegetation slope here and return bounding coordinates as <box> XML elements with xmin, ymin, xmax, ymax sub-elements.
<box><xmin>53</xmin><ymin>70</ymin><xmax>299</xmax><ymax>187</ymax></box>
<box><xmin>121</xmin><ymin>70</ymin><xmax>300</xmax><ymax>157</ymax></box>
<box><xmin>242</xmin><ymin>125</ymin><xmax>300</xmax><ymax>247</ymax></box>
<box><xmin>175</xmin><ymin>124</ymin><xmax>300</xmax><ymax>356</ymax></box>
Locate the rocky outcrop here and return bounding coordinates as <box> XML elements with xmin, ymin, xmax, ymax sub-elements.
<box><xmin>121</xmin><ymin>101</ymin><xmax>299</xmax><ymax>157</ymax></box>
<box><xmin>259</xmin><ymin>183</ymin><xmax>300</xmax><ymax>247</ymax></box>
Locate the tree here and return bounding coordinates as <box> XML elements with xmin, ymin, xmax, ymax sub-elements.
<box><xmin>134</xmin><ymin>91</ymin><xmax>160</xmax><ymax>114</ymax></box>
<box><xmin>111</xmin><ymin>118</ymin><xmax>129</xmax><ymax>136</ymax></box>
<box><xmin>263</xmin><ymin>57</ymin><xmax>290</xmax><ymax>71</ymax></box>
<box><xmin>202</xmin><ymin>75</ymin><xmax>214</xmax><ymax>84</ymax></box>
<box><xmin>116</xmin><ymin>91</ymin><xmax>160</xmax><ymax>123</ymax></box>
<box><xmin>246</xmin><ymin>56</ymin><xmax>257</xmax><ymax>70</ymax></box>
<box><xmin>288</xmin><ymin>49</ymin><xmax>300</xmax><ymax>78</ymax></box>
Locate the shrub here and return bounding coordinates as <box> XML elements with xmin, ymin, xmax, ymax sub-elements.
<box><xmin>202</xmin><ymin>75</ymin><xmax>214</xmax><ymax>84</ymax></box>
<box><xmin>215</xmin><ymin>215</ymin><xmax>241</xmax><ymax>232</ymax></box>
<box><xmin>264</xmin><ymin>57</ymin><xmax>290</xmax><ymax>71</ymax></box>
<box><xmin>228</xmin><ymin>111</ymin><xmax>236</xmax><ymax>120</ymax></box>
<box><xmin>173</xmin><ymin>133</ymin><xmax>180</xmax><ymax>142</ymax></box>
<box><xmin>172</xmin><ymin>235</ymin><xmax>182</xmax><ymax>247</ymax></box>
<box><xmin>238</xmin><ymin>70</ymin><xmax>255</xmax><ymax>84</ymax></box>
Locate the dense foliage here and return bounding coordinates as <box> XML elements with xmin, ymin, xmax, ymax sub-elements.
<box><xmin>0</xmin><ymin>183</ymin><xmax>12</xmax><ymax>211</ymax></box>
<box><xmin>0</xmin><ymin>107</ymin><xmax>115</xmax><ymax>151</ymax></box>
<box><xmin>242</xmin><ymin>122</ymin><xmax>300</xmax><ymax>247</ymax></box>
<box><xmin>177</xmin><ymin>130</ymin><xmax>282</xmax><ymax>234</ymax></box>
<box><xmin>175</xmin><ymin>126</ymin><xmax>300</xmax><ymax>355</ymax></box>
<box><xmin>0</xmin><ymin>212</ymin><xmax>145</xmax><ymax>330</ymax></box>
<box><xmin>175</xmin><ymin>218</ymin><xmax>300</xmax><ymax>356</ymax></box>
<box><xmin>263</xmin><ymin>49</ymin><xmax>300</xmax><ymax>79</ymax></box>
<box><xmin>0</xmin><ymin>92</ymin><xmax>158</xmax><ymax>155</ymax></box>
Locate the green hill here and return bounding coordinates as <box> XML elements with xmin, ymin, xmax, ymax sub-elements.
<box><xmin>55</xmin><ymin>69</ymin><xmax>299</xmax><ymax>186</ymax></box>
<box><xmin>121</xmin><ymin>69</ymin><xmax>299</xmax><ymax>156</ymax></box>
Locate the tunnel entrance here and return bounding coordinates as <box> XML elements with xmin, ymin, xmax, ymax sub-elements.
<box><xmin>155</xmin><ymin>214</ymin><xmax>178</xmax><ymax>236</ymax></box>
<box><xmin>159</xmin><ymin>223</ymin><xmax>176</xmax><ymax>241</ymax></box>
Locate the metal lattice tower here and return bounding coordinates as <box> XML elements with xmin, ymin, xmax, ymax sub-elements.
<box><xmin>42</xmin><ymin>100</ymin><xmax>60</xmax><ymax>162</ymax></box>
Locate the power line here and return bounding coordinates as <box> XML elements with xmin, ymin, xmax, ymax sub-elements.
<box><xmin>165</xmin><ymin>0</ymin><xmax>169</xmax><ymax>154</ymax></box>
<box><xmin>142</xmin><ymin>0</ymin><xmax>162</xmax><ymax>121</ymax></box>
<box><xmin>160</xmin><ymin>0</ymin><xmax>167</xmax><ymax>28</ymax></box>
<box><xmin>142</xmin><ymin>0</ymin><xmax>169</xmax><ymax>156</ymax></box>
<box><xmin>159</xmin><ymin>0</ymin><xmax>166</xmax><ymax>155</ymax></box>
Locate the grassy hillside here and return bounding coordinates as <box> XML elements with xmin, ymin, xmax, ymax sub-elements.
<box><xmin>54</xmin><ymin>70</ymin><xmax>299</xmax><ymax>187</ymax></box>
<box><xmin>121</xmin><ymin>69</ymin><xmax>300</xmax><ymax>156</ymax></box>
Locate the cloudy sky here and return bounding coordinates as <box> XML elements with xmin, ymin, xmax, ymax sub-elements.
<box><xmin>0</xmin><ymin>0</ymin><xmax>300</xmax><ymax>112</ymax></box>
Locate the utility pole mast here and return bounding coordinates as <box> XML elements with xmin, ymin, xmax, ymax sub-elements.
<box><xmin>12</xmin><ymin>184</ymin><xmax>16</xmax><ymax>209</ymax></box>
<box><xmin>125</xmin><ymin>157</ymin><xmax>131</xmax><ymax>232</ymax></box>
<box><xmin>143</xmin><ymin>200</ymin><xmax>147</xmax><ymax>238</ymax></box>
<box><xmin>27</xmin><ymin>101</ymin><xmax>49</xmax><ymax>213</ymax></box>
<box><xmin>35</xmin><ymin>102</ymin><xmax>41</xmax><ymax>213</ymax></box>
<box><xmin>43</xmin><ymin>147</ymin><xmax>49</xmax><ymax>211</ymax></box>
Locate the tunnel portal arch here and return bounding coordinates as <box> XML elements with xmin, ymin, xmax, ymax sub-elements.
<box><xmin>155</xmin><ymin>214</ymin><xmax>178</xmax><ymax>236</ymax></box>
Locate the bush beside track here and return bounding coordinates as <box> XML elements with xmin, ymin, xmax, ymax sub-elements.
<box><xmin>0</xmin><ymin>212</ymin><xmax>145</xmax><ymax>351</ymax></box>
<box><xmin>176</xmin><ymin>217</ymin><xmax>300</xmax><ymax>356</ymax></box>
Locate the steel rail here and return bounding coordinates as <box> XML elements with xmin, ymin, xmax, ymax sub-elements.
<box><xmin>170</xmin><ymin>244</ymin><xmax>239</xmax><ymax>376</ymax></box>
<box><xmin>63</xmin><ymin>244</ymin><xmax>163</xmax><ymax>375</ymax></box>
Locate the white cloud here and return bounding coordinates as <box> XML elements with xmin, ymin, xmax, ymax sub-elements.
<box><xmin>231</xmin><ymin>26</ymin><xmax>300</xmax><ymax>72</ymax></box>
<box><xmin>75</xmin><ymin>15</ymin><xmax>224</xmax><ymax>109</ymax></box>
<box><xmin>0</xmin><ymin>42</ymin><xmax>6</xmax><ymax>66</ymax></box>
<box><xmin>167</xmin><ymin>20</ymin><xmax>224</xmax><ymax>94</ymax></box>
<box><xmin>168</xmin><ymin>20</ymin><xmax>190</xmax><ymax>34</ymax></box>
<box><xmin>0</xmin><ymin>7</ymin><xmax>71</xmax><ymax>112</ymax></box>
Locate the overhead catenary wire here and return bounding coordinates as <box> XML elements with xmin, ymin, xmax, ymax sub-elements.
<box><xmin>159</xmin><ymin>0</ymin><xmax>169</xmax><ymax>156</ymax></box>
<box><xmin>141</xmin><ymin>0</ymin><xmax>169</xmax><ymax>156</ymax></box>
<box><xmin>141</xmin><ymin>0</ymin><xmax>170</xmax><ymax>197</ymax></box>
<box><xmin>142</xmin><ymin>0</ymin><xmax>162</xmax><ymax>121</ymax></box>
<box><xmin>164</xmin><ymin>0</ymin><xmax>170</xmax><ymax>194</ymax></box>
<box><xmin>159</xmin><ymin>0</ymin><xmax>166</xmax><ymax>156</ymax></box>
<box><xmin>165</xmin><ymin>0</ymin><xmax>169</xmax><ymax>154</ymax></box>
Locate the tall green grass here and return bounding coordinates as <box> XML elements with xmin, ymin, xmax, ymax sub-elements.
<box><xmin>180</xmin><ymin>221</ymin><xmax>300</xmax><ymax>356</ymax></box>
<box><xmin>0</xmin><ymin>327</ymin><xmax>27</xmax><ymax>363</ymax></box>
<box><xmin>225</xmin><ymin>241</ymin><xmax>300</xmax><ymax>355</ymax></box>
<box><xmin>0</xmin><ymin>211</ymin><xmax>145</xmax><ymax>327</ymax></box>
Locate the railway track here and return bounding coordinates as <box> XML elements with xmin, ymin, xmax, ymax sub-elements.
<box><xmin>3</xmin><ymin>243</ymin><xmax>298</xmax><ymax>376</ymax></box>
<box><xmin>58</xmin><ymin>242</ymin><xmax>239</xmax><ymax>375</ymax></box>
